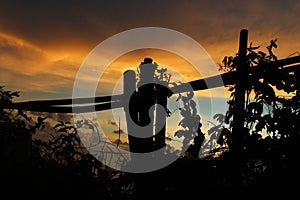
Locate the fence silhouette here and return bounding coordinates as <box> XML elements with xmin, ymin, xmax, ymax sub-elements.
<box><xmin>4</xmin><ymin>29</ymin><xmax>300</xmax><ymax>153</ymax></box>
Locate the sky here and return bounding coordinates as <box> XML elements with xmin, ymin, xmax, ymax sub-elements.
<box><xmin>1</xmin><ymin>0</ymin><xmax>300</xmax><ymax>146</ymax></box>
<box><xmin>1</xmin><ymin>0</ymin><xmax>300</xmax><ymax>100</ymax></box>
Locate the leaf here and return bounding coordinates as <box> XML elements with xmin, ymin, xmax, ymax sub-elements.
<box><xmin>213</xmin><ymin>113</ymin><xmax>225</xmax><ymax>124</ymax></box>
<box><xmin>180</xmin><ymin>109</ymin><xmax>190</xmax><ymax>118</ymax></box>
<box><xmin>207</xmin><ymin>126</ymin><xmax>219</xmax><ymax>135</ymax></box>
<box><xmin>10</xmin><ymin>91</ymin><xmax>20</xmax><ymax>97</ymax></box>
<box><xmin>187</xmin><ymin>91</ymin><xmax>194</xmax><ymax>99</ymax></box>
<box><xmin>37</xmin><ymin>116</ymin><xmax>47</xmax><ymax>123</ymax></box>
<box><xmin>176</xmin><ymin>94</ymin><xmax>182</xmax><ymax>102</ymax></box>
<box><xmin>181</xmin><ymin>96</ymin><xmax>189</xmax><ymax>104</ymax></box>
<box><xmin>68</xmin><ymin>126</ymin><xmax>76</xmax><ymax>130</ymax></box>
<box><xmin>255</xmin><ymin>121</ymin><xmax>265</xmax><ymax>132</ymax></box>
<box><xmin>225</xmin><ymin>111</ymin><xmax>233</xmax><ymax>124</ymax></box>
<box><xmin>166</xmin><ymin>109</ymin><xmax>172</xmax><ymax>117</ymax></box>
<box><xmin>54</xmin><ymin>123</ymin><xmax>63</xmax><ymax>129</ymax></box>
<box><xmin>217</xmin><ymin>135</ymin><xmax>224</xmax><ymax>145</ymax></box>
<box><xmin>247</xmin><ymin>102</ymin><xmax>263</xmax><ymax>117</ymax></box>
<box><xmin>222</xmin><ymin>128</ymin><xmax>231</xmax><ymax>138</ymax></box>
<box><xmin>174</xmin><ymin>130</ymin><xmax>185</xmax><ymax>138</ymax></box>
<box><xmin>190</xmin><ymin>99</ymin><xmax>196</xmax><ymax>108</ymax></box>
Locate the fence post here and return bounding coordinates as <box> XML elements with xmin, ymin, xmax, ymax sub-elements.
<box><xmin>230</xmin><ymin>29</ymin><xmax>249</xmax><ymax>192</ymax></box>
<box><xmin>154</xmin><ymin>85</ymin><xmax>168</xmax><ymax>151</ymax></box>
<box><xmin>124</xmin><ymin>69</ymin><xmax>154</xmax><ymax>153</ymax></box>
<box><xmin>123</xmin><ymin>59</ymin><xmax>159</xmax><ymax>198</ymax></box>
<box><xmin>232</xmin><ymin>29</ymin><xmax>249</xmax><ymax>154</ymax></box>
<box><xmin>123</xmin><ymin>58</ymin><xmax>158</xmax><ymax>154</ymax></box>
<box><xmin>135</xmin><ymin>58</ymin><xmax>157</xmax><ymax>153</ymax></box>
<box><xmin>123</xmin><ymin>70</ymin><xmax>140</xmax><ymax>153</ymax></box>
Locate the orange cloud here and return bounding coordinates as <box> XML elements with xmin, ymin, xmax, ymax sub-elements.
<box><xmin>0</xmin><ymin>32</ymin><xmax>49</xmax><ymax>74</ymax></box>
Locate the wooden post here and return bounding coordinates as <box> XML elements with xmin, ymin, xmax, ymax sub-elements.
<box><xmin>124</xmin><ymin>58</ymin><xmax>159</xmax><ymax>153</ymax></box>
<box><xmin>136</xmin><ymin>58</ymin><xmax>157</xmax><ymax>153</ymax></box>
<box><xmin>154</xmin><ymin>84</ymin><xmax>169</xmax><ymax>151</ymax></box>
<box><xmin>123</xmin><ymin>58</ymin><xmax>169</xmax><ymax>155</ymax></box>
<box><xmin>232</xmin><ymin>29</ymin><xmax>249</xmax><ymax>154</ymax></box>
<box><xmin>123</xmin><ymin>70</ymin><xmax>140</xmax><ymax>153</ymax></box>
<box><xmin>123</xmin><ymin>59</ymin><xmax>160</xmax><ymax>198</ymax></box>
<box><xmin>136</xmin><ymin>83</ymin><xmax>156</xmax><ymax>153</ymax></box>
<box><xmin>230</xmin><ymin>29</ymin><xmax>249</xmax><ymax>192</ymax></box>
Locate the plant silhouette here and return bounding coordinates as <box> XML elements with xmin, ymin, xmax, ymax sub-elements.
<box><xmin>1</xmin><ymin>35</ymin><xmax>299</xmax><ymax>199</ymax></box>
<box><xmin>0</xmin><ymin>86</ymin><xmax>120</xmax><ymax>198</ymax></box>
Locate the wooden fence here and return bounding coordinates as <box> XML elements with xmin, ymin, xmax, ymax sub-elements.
<box><xmin>4</xmin><ymin>29</ymin><xmax>300</xmax><ymax>153</ymax></box>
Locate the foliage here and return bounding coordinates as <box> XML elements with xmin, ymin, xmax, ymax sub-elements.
<box><xmin>218</xmin><ymin>39</ymin><xmax>300</xmax><ymax>145</ymax></box>
<box><xmin>0</xmin><ymin>86</ymin><xmax>118</xmax><ymax>198</ymax></box>
<box><xmin>174</xmin><ymin>91</ymin><xmax>205</xmax><ymax>158</ymax></box>
<box><xmin>0</xmin><ymin>86</ymin><xmax>43</xmax><ymax>168</ymax></box>
<box><xmin>204</xmin><ymin>39</ymin><xmax>300</xmax><ymax>193</ymax></box>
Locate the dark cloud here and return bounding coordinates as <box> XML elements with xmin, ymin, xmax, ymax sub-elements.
<box><xmin>0</xmin><ymin>0</ymin><xmax>172</xmax><ymax>49</ymax></box>
<box><xmin>1</xmin><ymin>0</ymin><xmax>299</xmax><ymax>51</ymax></box>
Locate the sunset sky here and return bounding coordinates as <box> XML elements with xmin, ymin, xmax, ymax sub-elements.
<box><xmin>1</xmin><ymin>0</ymin><xmax>300</xmax><ymax>145</ymax></box>
<box><xmin>1</xmin><ymin>0</ymin><xmax>299</xmax><ymax>101</ymax></box>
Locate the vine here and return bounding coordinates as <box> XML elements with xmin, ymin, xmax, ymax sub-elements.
<box><xmin>213</xmin><ymin>38</ymin><xmax>300</xmax><ymax>156</ymax></box>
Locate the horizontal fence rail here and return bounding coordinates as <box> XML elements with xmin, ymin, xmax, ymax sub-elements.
<box><xmin>3</xmin><ymin>55</ymin><xmax>300</xmax><ymax>113</ymax></box>
<box><xmin>5</xmin><ymin>94</ymin><xmax>123</xmax><ymax>113</ymax></box>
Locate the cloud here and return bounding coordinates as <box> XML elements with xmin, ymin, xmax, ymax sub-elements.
<box><xmin>0</xmin><ymin>0</ymin><xmax>299</xmax><ymax>101</ymax></box>
<box><xmin>0</xmin><ymin>33</ymin><xmax>84</xmax><ymax>100</ymax></box>
<box><xmin>1</xmin><ymin>0</ymin><xmax>299</xmax><ymax>55</ymax></box>
<box><xmin>0</xmin><ymin>33</ymin><xmax>49</xmax><ymax>74</ymax></box>
<box><xmin>1</xmin><ymin>0</ymin><xmax>299</xmax><ymax>54</ymax></box>
<box><xmin>0</xmin><ymin>67</ymin><xmax>75</xmax><ymax>101</ymax></box>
